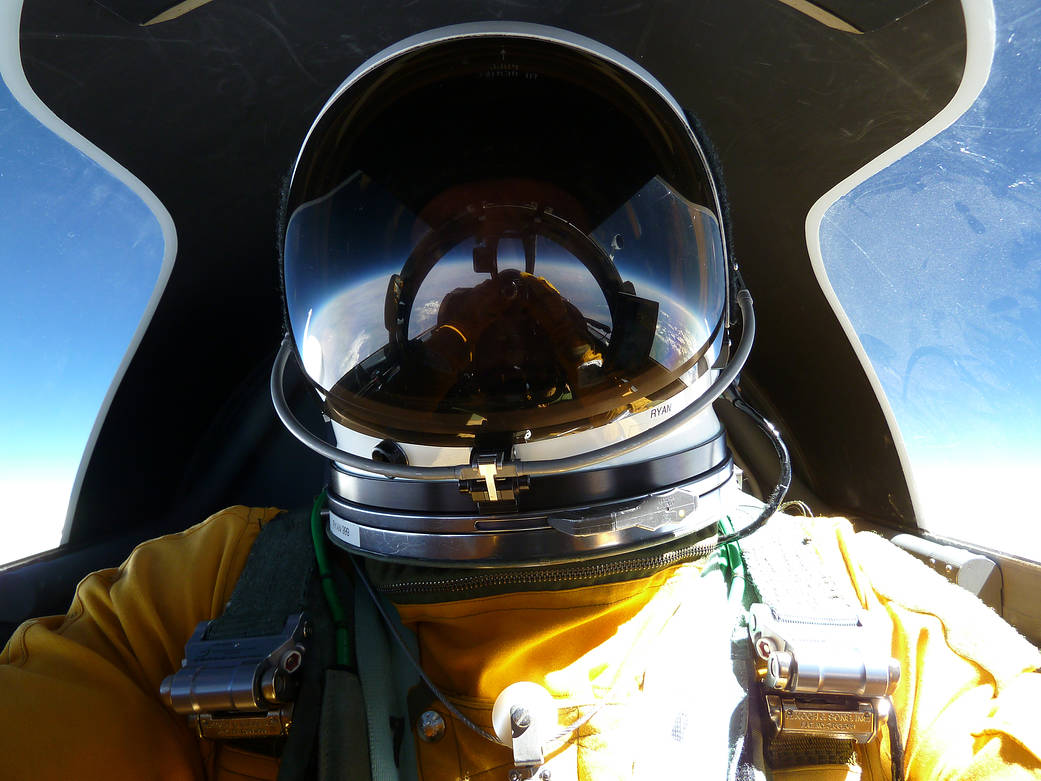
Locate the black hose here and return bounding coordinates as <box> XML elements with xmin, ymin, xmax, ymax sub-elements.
<box><xmin>708</xmin><ymin>391</ymin><xmax>792</xmax><ymax>549</ymax></box>
<box><xmin>888</xmin><ymin>698</ymin><xmax>905</xmax><ymax>781</ymax></box>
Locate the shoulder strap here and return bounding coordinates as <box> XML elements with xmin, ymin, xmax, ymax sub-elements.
<box><xmin>160</xmin><ymin>509</ymin><xmax>321</xmax><ymax>734</ymax></box>
<box><xmin>199</xmin><ymin>508</ymin><xmax>372</xmax><ymax>780</ymax></box>
<box><xmin>161</xmin><ymin>507</ymin><xmax>397</xmax><ymax>781</ymax></box>
<box><xmin>206</xmin><ymin>508</ymin><xmax>316</xmax><ymax>641</ymax></box>
<box><xmin>208</xmin><ymin>508</ymin><xmax>333</xmax><ymax>779</ymax></box>
<box><xmin>739</xmin><ymin>515</ymin><xmax>863</xmax><ymax>619</ymax></box>
<box><xmin>738</xmin><ymin>517</ymin><xmax>872</xmax><ymax>771</ymax></box>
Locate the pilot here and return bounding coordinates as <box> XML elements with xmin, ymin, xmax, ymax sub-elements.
<box><xmin>2</xmin><ymin>23</ymin><xmax>1040</xmax><ymax>781</ymax></box>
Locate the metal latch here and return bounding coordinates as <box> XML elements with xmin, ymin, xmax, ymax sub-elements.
<box><xmin>548</xmin><ymin>487</ymin><xmax>698</xmax><ymax>537</ymax></box>
<box><xmin>159</xmin><ymin>613</ymin><xmax>309</xmax><ymax>739</ymax></box>
<box><xmin>748</xmin><ymin>603</ymin><xmax>900</xmax><ymax>743</ymax></box>
<box><xmin>459</xmin><ymin>450</ymin><xmax>530</xmax><ymax>508</ymax></box>
<box><xmin>763</xmin><ymin>695</ymin><xmax>883</xmax><ymax>743</ymax></box>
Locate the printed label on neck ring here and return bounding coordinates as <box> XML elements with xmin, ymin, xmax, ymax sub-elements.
<box><xmin>330</xmin><ymin>516</ymin><xmax>361</xmax><ymax>548</ymax></box>
<box><xmin>649</xmin><ymin>402</ymin><xmax>673</xmax><ymax>420</ymax></box>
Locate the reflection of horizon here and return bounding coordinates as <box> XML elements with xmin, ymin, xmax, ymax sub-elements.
<box><xmin>304</xmin><ymin>259</ymin><xmax>717</xmax><ymax>391</ymax></box>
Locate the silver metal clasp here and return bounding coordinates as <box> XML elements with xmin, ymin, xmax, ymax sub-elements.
<box><xmin>763</xmin><ymin>695</ymin><xmax>885</xmax><ymax>743</ymax></box>
<box><xmin>748</xmin><ymin>603</ymin><xmax>900</xmax><ymax>743</ymax></box>
<box><xmin>547</xmin><ymin>487</ymin><xmax>698</xmax><ymax>537</ymax></box>
<box><xmin>492</xmin><ymin>682</ymin><xmax>557</xmax><ymax>774</ymax></box>
<box><xmin>459</xmin><ymin>450</ymin><xmax>530</xmax><ymax>508</ymax></box>
<box><xmin>159</xmin><ymin>613</ymin><xmax>310</xmax><ymax>739</ymax></box>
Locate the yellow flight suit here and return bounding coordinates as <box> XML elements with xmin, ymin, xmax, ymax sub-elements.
<box><xmin>1</xmin><ymin>505</ymin><xmax>1039</xmax><ymax>780</ymax></box>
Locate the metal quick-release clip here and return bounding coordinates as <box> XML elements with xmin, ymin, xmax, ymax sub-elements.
<box><xmin>459</xmin><ymin>449</ymin><xmax>530</xmax><ymax>508</ymax></box>
<box><xmin>159</xmin><ymin>613</ymin><xmax>310</xmax><ymax>739</ymax></box>
<box><xmin>748</xmin><ymin>603</ymin><xmax>900</xmax><ymax>744</ymax></box>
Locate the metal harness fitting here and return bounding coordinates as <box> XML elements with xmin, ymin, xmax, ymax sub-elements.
<box><xmin>748</xmin><ymin>603</ymin><xmax>900</xmax><ymax>744</ymax></box>
<box><xmin>159</xmin><ymin>613</ymin><xmax>310</xmax><ymax>739</ymax></box>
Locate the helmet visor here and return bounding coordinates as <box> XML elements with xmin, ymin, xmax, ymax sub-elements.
<box><xmin>284</xmin><ymin>171</ymin><xmax>725</xmax><ymax>445</ymax></box>
<box><xmin>282</xmin><ymin>33</ymin><xmax>729</xmax><ymax>446</ymax></box>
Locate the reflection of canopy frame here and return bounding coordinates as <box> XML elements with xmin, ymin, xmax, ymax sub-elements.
<box><xmin>271</xmin><ymin>289</ymin><xmax>755</xmax><ymax>482</ymax></box>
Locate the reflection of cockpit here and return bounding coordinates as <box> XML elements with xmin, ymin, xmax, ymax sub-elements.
<box><xmin>328</xmin><ymin>200</ymin><xmax>667</xmax><ymax>444</ymax></box>
<box><xmin>364</xmin><ymin>268</ymin><xmax>607</xmax><ymax>408</ymax></box>
<box><xmin>287</xmin><ymin>175</ymin><xmax>729</xmax><ymax>448</ymax></box>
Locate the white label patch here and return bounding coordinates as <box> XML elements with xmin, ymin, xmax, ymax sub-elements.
<box><xmin>330</xmin><ymin>517</ymin><xmax>361</xmax><ymax>548</ymax></box>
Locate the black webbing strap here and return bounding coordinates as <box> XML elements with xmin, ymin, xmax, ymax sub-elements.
<box><xmin>764</xmin><ymin>732</ymin><xmax>856</xmax><ymax>769</ymax></box>
<box><xmin>319</xmin><ymin>668</ymin><xmax>372</xmax><ymax>781</ymax></box>
<box><xmin>205</xmin><ymin>509</ymin><xmax>316</xmax><ymax>642</ymax></box>
<box><xmin>279</xmin><ymin>572</ymin><xmax>337</xmax><ymax>781</ymax></box>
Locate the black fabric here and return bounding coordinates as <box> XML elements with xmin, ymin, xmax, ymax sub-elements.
<box><xmin>278</xmin><ymin>572</ymin><xmax>338</xmax><ymax>781</ymax></box>
<box><xmin>764</xmin><ymin>732</ymin><xmax>857</xmax><ymax>769</ymax></box>
<box><xmin>319</xmin><ymin>669</ymin><xmax>372</xmax><ymax>781</ymax></box>
<box><xmin>205</xmin><ymin>509</ymin><xmax>316</xmax><ymax>641</ymax></box>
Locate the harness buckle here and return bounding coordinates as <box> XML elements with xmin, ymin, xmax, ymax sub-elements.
<box><xmin>160</xmin><ymin>613</ymin><xmax>310</xmax><ymax>738</ymax></box>
<box><xmin>748</xmin><ymin>603</ymin><xmax>899</xmax><ymax>744</ymax></box>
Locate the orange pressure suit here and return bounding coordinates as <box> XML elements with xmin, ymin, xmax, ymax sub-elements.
<box><xmin>1</xmin><ymin>505</ymin><xmax>1040</xmax><ymax>780</ymax></box>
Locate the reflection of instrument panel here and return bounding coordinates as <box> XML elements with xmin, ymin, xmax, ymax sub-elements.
<box><xmin>324</xmin><ymin>203</ymin><xmax>677</xmax><ymax>445</ymax></box>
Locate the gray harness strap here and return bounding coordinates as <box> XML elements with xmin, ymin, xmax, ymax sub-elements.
<box><xmin>319</xmin><ymin>668</ymin><xmax>373</xmax><ymax>781</ymax></box>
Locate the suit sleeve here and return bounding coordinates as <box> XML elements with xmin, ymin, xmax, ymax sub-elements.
<box><xmin>0</xmin><ymin>506</ymin><xmax>281</xmax><ymax>781</ymax></box>
<box><xmin>839</xmin><ymin>525</ymin><xmax>1041</xmax><ymax>780</ymax></box>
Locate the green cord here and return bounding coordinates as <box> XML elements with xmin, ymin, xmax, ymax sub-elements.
<box><xmin>310</xmin><ymin>489</ymin><xmax>353</xmax><ymax>668</ymax></box>
<box><xmin>717</xmin><ymin>516</ymin><xmax>744</xmax><ymax>574</ymax></box>
<box><xmin>717</xmin><ymin>515</ymin><xmax>757</xmax><ymax>608</ymax></box>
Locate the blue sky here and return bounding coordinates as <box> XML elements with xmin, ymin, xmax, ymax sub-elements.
<box><xmin>820</xmin><ymin>0</ymin><xmax>1041</xmax><ymax>556</ymax></box>
<box><xmin>0</xmin><ymin>71</ymin><xmax>165</xmax><ymax>561</ymax></box>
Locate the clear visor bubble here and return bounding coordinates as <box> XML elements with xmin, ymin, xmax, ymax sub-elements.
<box><xmin>284</xmin><ymin>173</ymin><xmax>726</xmax><ymax>446</ymax></box>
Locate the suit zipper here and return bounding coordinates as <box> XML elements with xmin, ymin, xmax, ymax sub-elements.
<box><xmin>378</xmin><ymin>538</ymin><xmax>718</xmax><ymax>596</ymax></box>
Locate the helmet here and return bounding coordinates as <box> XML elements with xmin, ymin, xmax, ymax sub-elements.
<box><xmin>273</xmin><ymin>22</ymin><xmax>757</xmax><ymax>566</ymax></box>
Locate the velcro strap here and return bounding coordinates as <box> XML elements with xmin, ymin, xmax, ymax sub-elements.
<box><xmin>765</xmin><ymin>732</ymin><xmax>857</xmax><ymax>769</ymax></box>
<box><xmin>740</xmin><ymin>516</ymin><xmax>861</xmax><ymax>618</ymax></box>
<box><xmin>206</xmin><ymin>509</ymin><xmax>315</xmax><ymax>641</ymax></box>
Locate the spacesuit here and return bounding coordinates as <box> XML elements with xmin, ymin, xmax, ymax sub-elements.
<box><xmin>1</xmin><ymin>22</ymin><xmax>1039</xmax><ymax>781</ymax></box>
<box><xmin>2</xmin><ymin>505</ymin><xmax>1040</xmax><ymax>780</ymax></box>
